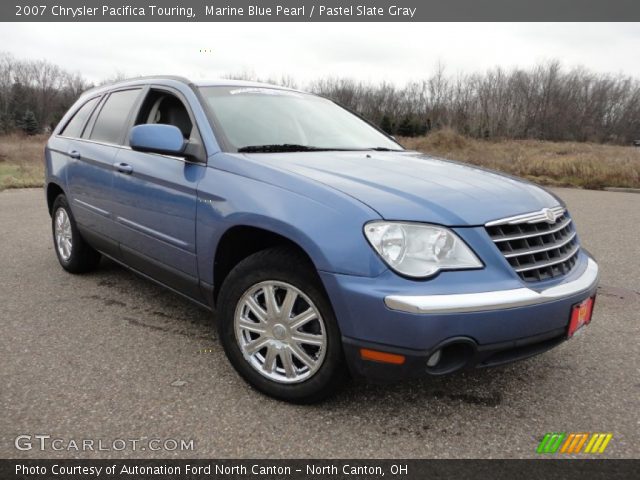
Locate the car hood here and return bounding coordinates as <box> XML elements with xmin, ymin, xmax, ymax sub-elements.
<box><xmin>240</xmin><ymin>150</ymin><xmax>561</xmax><ymax>226</ymax></box>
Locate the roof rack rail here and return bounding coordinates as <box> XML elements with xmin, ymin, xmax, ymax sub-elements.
<box><xmin>83</xmin><ymin>75</ymin><xmax>193</xmax><ymax>94</ymax></box>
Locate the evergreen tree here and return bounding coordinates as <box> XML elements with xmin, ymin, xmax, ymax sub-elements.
<box><xmin>9</xmin><ymin>82</ymin><xmax>27</xmax><ymax>127</ymax></box>
<box><xmin>380</xmin><ymin>114</ymin><xmax>394</xmax><ymax>134</ymax></box>
<box><xmin>20</xmin><ymin>110</ymin><xmax>39</xmax><ymax>135</ymax></box>
<box><xmin>397</xmin><ymin>116</ymin><xmax>415</xmax><ymax>137</ymax></box>
<box><xmin>415</xmin><ymin>121</ymin><xmax>428</xmax><ymax>136</ymax></box>
<box><xmin>0</xmin><ymin>112</ymin><xmax>10</xmax><ymax>133</ymax></box>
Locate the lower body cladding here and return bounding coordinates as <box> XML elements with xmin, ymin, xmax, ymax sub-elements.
<box><xmin>320</xmin><ymin>252</ymin><xmax>599</xmax><ymax>381</ymax></box>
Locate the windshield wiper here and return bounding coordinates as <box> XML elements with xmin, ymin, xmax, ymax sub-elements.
<box><xmin>237</xmin><ymin>144</ymin><xmax>335</xmax><ymax>153</ymax></box>
<box><xmin>237</xmin><ymin>144</ymin><xmax>403</xmax><ymax>153</ymax></box>
<box><xmin>368</xmin><ymin>147</ymin><xmax>403</xmax><ymax>151</ymax></box>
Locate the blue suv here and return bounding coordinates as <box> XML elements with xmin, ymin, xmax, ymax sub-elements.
<box><xmin>45</xmin><ymin>77</ymin><xmax>599</xmax><ymax>403</ymax></box>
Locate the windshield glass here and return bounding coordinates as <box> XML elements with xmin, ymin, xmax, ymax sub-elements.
<box><xmin>199</xmin><ymin>86</ymin><xmax>402</xmax><ymax>152</ymax></box>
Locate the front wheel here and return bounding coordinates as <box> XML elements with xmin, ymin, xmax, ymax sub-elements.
<box><xmin>217</xmin><ymin>247</ymin><xmax>347</xmax><ymax>403</ymax></box>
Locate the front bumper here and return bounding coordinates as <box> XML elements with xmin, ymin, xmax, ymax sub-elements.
<box><xmin>342</xmin><ymin>327</ymin><xmax>569</xmax><ymax>381</ymax></box>
<box><xmin>385</xmin><ymin>258</ymin><xmax>599</xmax><ymax>314</ymax></box>
<box><xmin>320</xmin><ymin>252</ymin><xmax>599</xmax><ymax>381</ymax></box>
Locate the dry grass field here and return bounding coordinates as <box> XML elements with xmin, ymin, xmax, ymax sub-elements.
<box><xmin>400</xmin><ymin>129</ymin><xmax>640</xmax><ymax>190</ymax></box>
<box><xmin>0</xmin><ymin>134</ymin><xmax>46</xmax><ymax>190</ymax></box>
<box><xmin>1</xmin><ymin>131</ymin><xmax>639</xmax><ymax>191</ymax></box>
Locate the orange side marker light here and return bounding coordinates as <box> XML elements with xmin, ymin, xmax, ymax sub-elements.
<box><xmin>360</xmin><ymin>348</ymin><xmax>406</xmax><ymax>365</ymax></box>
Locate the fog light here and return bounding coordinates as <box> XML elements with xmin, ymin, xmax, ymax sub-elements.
<box><xmin>427</xmin><ymin>349</ymin><xmax>441</xmax><ymax>367</ymax></box>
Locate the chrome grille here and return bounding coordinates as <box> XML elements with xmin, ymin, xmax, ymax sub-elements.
<box><xmin>485</xmin><ymin>206</ymin><xmax>580</xmax><ymax>282</ymax></box>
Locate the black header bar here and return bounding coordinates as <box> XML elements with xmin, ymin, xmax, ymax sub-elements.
<box><xmin>4</xmin><ymin>0</ymin><xmax>640</xmax><ymax>22</ymax></box>
<box><xmin>2</xmin><ymin>459</ymin><xmax>638</xmax><ymax>480</ymax></box>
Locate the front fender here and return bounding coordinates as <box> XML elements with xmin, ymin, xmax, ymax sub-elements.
<box><xmin>195</xmin><ymin>164</ymin><xmax>386</xmax><ymax>285</ymax></box>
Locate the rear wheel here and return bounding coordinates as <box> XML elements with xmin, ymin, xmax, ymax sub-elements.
<box><xmin>51</xmin><ymin>194</ymin><xmax>101</xmax><ymax>273</ymax></box>
<box><xmin>217</xmin><ymin>247</ymin><xmax>347</xmax><ymax>403</ymax></box>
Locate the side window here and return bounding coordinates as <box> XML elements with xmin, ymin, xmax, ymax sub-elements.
<box><xmin>134</xmin><ymin>91</ymin><xmax>194</xmax><ymax>140</ymax></box>
<box><xmin>90</xmin><ymin>89</ymin><xmax>141</xmax><ymax>144</ymax></box>
<box><xmin>60</xmin><ymin>97</ymin><xmax>100</xmax><ymax>138</ymax></box>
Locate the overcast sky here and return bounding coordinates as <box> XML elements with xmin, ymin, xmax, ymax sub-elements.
<box><xmin>1</xmin><ymin>22</ymin><xmax>639</xmax><ymax>85</ymax></box>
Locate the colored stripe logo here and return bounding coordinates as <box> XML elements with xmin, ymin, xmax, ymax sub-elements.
<box><xmin>537</xmin><ymin>433</ymin><xmax>613</xmax><ymax>454</ymax></box>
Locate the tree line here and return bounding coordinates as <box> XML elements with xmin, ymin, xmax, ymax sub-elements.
<box><xmin>1</xmin><ymin>51</ymin><xmax>639</xmax><ymax>144</ymax></box>
<box><xmin>0</xmin><ymin>52</ymin><xmax>88</xmax><ymax>135</ymax></box>
<box><xmin>304</xmin><ymin>61</ymin><xmax>640</xmax><ymax>143</ymax></box>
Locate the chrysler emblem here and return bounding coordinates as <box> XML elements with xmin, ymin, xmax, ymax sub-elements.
<box><xmin>542</xmin><ymin>208</ymin><xmax>557</xmax><ymax>224</ymax></box>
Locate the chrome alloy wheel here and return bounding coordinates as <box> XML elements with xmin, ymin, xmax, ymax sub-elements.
<box><xmin>234</xmin><ymin>281</ymin><xmax>327</xmax><ymax>384</ymax></box>
<box><xmin>54</xmin><ymin>207</ymin><xmax>73</xmax><ymax>261</ymax></box>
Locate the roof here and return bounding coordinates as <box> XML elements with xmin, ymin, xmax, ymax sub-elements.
<box><xmin>84</xmin><ymin>75</ymin><xmax>299</xmax><ymax>96</ymax></box>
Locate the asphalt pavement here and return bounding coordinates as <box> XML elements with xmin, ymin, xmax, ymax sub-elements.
<box><xmin>0</xmin><ymin>187</ymin><xmax>638</xmax><ymax>458</ymax></box>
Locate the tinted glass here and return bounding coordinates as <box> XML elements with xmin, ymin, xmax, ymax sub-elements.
<box><xmin>90</xmin><ymin>89</ymin><xmax>141</xmax><ymax>144</ymax></box>
<box><xmin>60</xmin><ymin>97</ymin><xmax>99</xmax><ymax>138</ymax></box>
<box><xmin>199</xmin><ymin>86</ymin><xmax>401</xmax><ymax>151</ymax></box>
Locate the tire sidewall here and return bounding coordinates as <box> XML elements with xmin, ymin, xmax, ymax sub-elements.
<box><xmin>51</xmin><ymin>194</ymin><xmax>95</xmax><ymax>272</ymax></box>
<box><xmin>52</xmin><ymin>196</ymin><xmax>74</xmax><ymax>268</ymax></box>
<box><xmin>217</xmin><ymin>250</ymin><xmax>345</xmax><ymax>403</ymax></box>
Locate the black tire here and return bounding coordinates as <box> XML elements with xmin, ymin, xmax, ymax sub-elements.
<box><xmin>217</xmin><ymin>247</ymin><xmax>347</xmax><ymax>403</ymax></box>
<box><xmin>51</xmin><ymin>194</ymin><xmax>101</xmax><ymax>273</ymax></box>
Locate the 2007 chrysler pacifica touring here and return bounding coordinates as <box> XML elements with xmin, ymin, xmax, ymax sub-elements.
<box><xmin>45</xmin><ymin>76</ymin><xmax>599</xmax><ymax>403</ymax></box>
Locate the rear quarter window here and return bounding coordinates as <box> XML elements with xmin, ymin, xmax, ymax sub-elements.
<box><xmin>89</xmin><ymin>89</ymin><xmax>142</xmax><ymax>144</ymax></box>
<box><xmin>60</xmin><ymin>96</ymin><xmax>100</xmax><ymax>138</ymax></box>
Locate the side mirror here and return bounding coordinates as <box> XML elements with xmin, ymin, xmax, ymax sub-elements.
<box><xmin>129</xmin><ymin>124</ymin><xmax>185</xmax><ymax>156</ymax></box>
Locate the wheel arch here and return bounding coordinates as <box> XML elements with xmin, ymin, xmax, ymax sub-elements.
<box><xmin>212</xmin><ymin>223</ymin><xmax>328</xmax><ymax>306</ymax></box>
<box><xmin>46</xmin><ymin>182</ymin><xmax>66</xmax><ymax>216</ymax></box>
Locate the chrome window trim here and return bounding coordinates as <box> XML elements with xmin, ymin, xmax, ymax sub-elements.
<box><xmin>53</xmin><ymin>136</ymin><xmax>198</xmax><ymax>165</ymax></box>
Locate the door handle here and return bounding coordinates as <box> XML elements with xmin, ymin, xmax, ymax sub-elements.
<box><xmin>113</xmin><ymin>162</ymin><xmax>134</xmax><ymax>174</ymax></box>
<box><xmin>68</xmin><ymin>150</ymin><xmax>81</xmax><ymax>159</ymax></box>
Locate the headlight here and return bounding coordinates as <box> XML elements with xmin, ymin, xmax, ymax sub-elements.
<box><xmin>364</xmin><ymin>221</ymin><xmax>483</xmax><ymax>278</ymax></box>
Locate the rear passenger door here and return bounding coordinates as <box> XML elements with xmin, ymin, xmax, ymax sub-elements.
<box><xmin>64</xmin><ymin>88</ymin><xmax>142</xmax><ymax>253</ymax></box>
<box><xmin>58</xmin><ymin>94</ymin><xmax>110</xmax><ymax>236</ymax></box>
<box><xmin>110</xmin><ymin>87</ymin><xmax>206</xmax><ymax>300</ymax></box>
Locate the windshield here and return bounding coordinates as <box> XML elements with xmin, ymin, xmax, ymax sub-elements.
<box><xmin>199</xmin><ymin>86</ymin><xmax>402</xmax><ymax>152</ymax></box>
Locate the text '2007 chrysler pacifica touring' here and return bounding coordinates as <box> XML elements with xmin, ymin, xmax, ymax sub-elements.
<box><xmin>45</xmin><ymin>77</ymin><xmax>599</xmax><ymax>403</ymax></box>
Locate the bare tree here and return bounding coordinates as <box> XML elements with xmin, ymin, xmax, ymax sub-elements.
<box><xmin>1</xmin><ymin>52</ymin><xmax>639</xmax><ymax>143</ymax></box>
<box><xmin>0</xmin><ymin>52</ymin><xmax>89</xmax><ymax>133</ymax></box>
